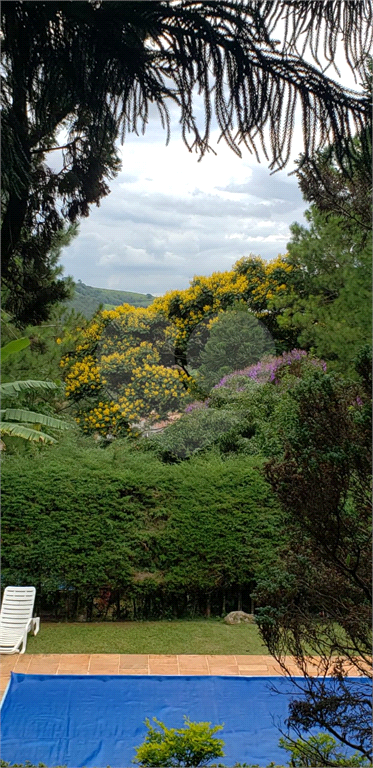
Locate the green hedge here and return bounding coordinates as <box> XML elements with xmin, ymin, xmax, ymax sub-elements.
<box><xmin>1</xmin><ymin>437</ymin><xmax>282</xmax><ymax>619</ymax></box>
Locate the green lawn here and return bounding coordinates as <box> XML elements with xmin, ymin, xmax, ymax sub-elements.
<box><xmin>26</xmin><ymin>619</ymin><xmax>270</xmax><ymax>655</ymax></box>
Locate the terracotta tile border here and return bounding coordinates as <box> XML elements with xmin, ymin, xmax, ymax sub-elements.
<box><xmin>0</xmin><ymin>653</ymin><xmax>369</xmax><ymax>698</ymax></box>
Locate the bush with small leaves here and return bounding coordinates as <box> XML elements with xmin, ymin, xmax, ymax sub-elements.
<box><xmin>279</xmin><ymin>733</ymin><xmax>371</xmax><ymax>767</ymax></box>
<box><xmin>134</xmin><ymin>716</ymin><xmax>225</xmax><ymax>767</ymax></box>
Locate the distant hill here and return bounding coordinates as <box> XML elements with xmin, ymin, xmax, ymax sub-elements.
<box><xmin>66</xmin><ymin>281</ymin><xmax>155</xmax><ymax>318</ymax></box>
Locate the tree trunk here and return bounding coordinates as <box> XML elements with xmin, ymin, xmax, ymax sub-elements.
<box><xmin>206</xmin><ymin>594</ymin><xmax>211</xmax><ymax>618</ymax></box>
<box><xmin>237</xmin><ymin>587</ymin><xmax>242</xmax><ymax>611</ymax></box>
<box><xmin>1</xmin><ymin>191</ymin><xmax>29</xmax><ymax>272</ymax></box>
<box><xmin>2</xmin><ymin>5</ymin><xmax>32</xmax><ymax>268</ymax></box>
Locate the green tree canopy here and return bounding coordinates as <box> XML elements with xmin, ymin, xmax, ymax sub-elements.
<box><xmin>275</xmin><ymin>206</ymin><xmax>372</xmax><ymax>372</ymax></box>
<box><xmin>268</xmin><ymin>132</ymin><xmax>372</xmax><ymax>373</ymax></box>
<box><xmin>134</xmin><ymin>717</ymin><xmax>224</xmax><ymax>767</ymax></box>
<box><xmin>196</xmin><ymin>307</ymin><xmax>275</xmax><ymax>391</ymax></box>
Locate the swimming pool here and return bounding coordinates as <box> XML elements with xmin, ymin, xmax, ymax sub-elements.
<box><xmin>1</xmin><ymin>673</ymin><xmax>370</xmax><ymax>766</ymax></box>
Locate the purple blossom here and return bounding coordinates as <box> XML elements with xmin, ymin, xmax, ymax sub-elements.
<box><xmin>214</xmin><ymin>350</ymin><xmax>327</xmax><ymax>389</ymax></box>
<box><xmin>185</xmin><ymin>400</ymin><xmax>209</xmax><ymax>413</ymax></box>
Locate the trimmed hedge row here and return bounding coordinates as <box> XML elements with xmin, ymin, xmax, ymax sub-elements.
<box><xmin>1</xmin><ymin>437</ymin><xmax>283</xmax><ymax>620</ymax></box>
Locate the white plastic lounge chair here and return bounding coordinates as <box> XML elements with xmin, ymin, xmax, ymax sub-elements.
<box><xmin>0</xmin><ymin>586</ymin><xmax>40</xmax><ymax>654</ymax></box>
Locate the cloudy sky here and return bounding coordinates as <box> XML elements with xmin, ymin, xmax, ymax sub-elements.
<box><xmin>59</xmin><ymin>52</ymin><xmax>360</xmax><ymax>297</ymax></box>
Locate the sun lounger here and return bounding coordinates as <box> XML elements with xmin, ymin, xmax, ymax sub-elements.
<box><xmin>0</xmin><ymin>586</ymin><xmax>40</xmax><ymax>654</ymax></box>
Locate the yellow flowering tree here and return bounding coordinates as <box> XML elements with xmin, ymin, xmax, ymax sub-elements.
<box><xmin>61</xmin><ymin>304</ymin><xmax>189</xmax><ymax>436</ymax></box>
<box><xmin>153</xmin><ymin>255</ymin><xmax>299</xmax><ymax>369</ymax></box>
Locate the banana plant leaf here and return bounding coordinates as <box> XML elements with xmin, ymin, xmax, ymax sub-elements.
<box><xmin>0</xmin><ymin>379</ymin><xmax>58</xmax><ymax>396</ymax></box>
<box><xmin>0</xmin><ymin>409</ymin><xmax>70</xmax><ymax>430</ymax></box>
<box><xmin>0</xmin><ymin>422</ymin><xmax>57</xmax><ymax>443</ymax></box>
<box><xmin>1</xmin><ymin>337</ymin><xmax>30</xmax><ymax>362</ymax></box>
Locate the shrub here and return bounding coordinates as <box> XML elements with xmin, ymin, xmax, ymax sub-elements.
<box><xmin>151</xmin><ymin>351</ymin><xmax>328</xmax><ymax>463</ymax></box>
<box><xmin>147</xmin><ymin>407</ymin><xmax>249</xmax><ymax>460</ymax></box>
<box><xmin>134</xmin><ymin>716</ymin><xmax>225</xmax><ymax>767</ymax></box>
<box><xmin>213</xmin><ymin>350</ymin><xmax>326</xmax><ymax>390</ymax></box>
<box><xmin>279</xmin><ymin>733</ymin><xmax>371</xmax><ymax>767</ymax></box>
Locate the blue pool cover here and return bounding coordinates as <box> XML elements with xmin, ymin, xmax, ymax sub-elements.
<box><xmin>1</xmin><ymin>673</ymin><xmax>370</xmax><ymax>767</ymax></box>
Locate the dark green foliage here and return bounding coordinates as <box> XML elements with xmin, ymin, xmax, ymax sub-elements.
<box><xmin>282</xmin><ymin>209</ymin><xmax>371</xmax><ymax>371</ymax></box>
<box><xmin>353</xmin><ymin>345</ymin><xmax>372</xmax><ymax>394</ymax></box>
<box><xmin>196</xmin><ymin>308</ymin><xmax>275</xmax><ymax>391</ymax></box>
<box><xmin>1</xmin><ymin>224</ymin><xmax>78</xmax><ymax>328</ymax></box>
<box><xmin>1</xmin><ymin>437</ymin><xmax>282</xmax><ymax>619</ymax></box>
<box><xmin>150</xmin><ymin>363</ymin><xmax>309</xmax><ymax>463</ymax></box>
<box><xmin>1</xmin><ymin>305</ymin><xmax>86</xmax><ymax>384</ymax></box>
<box><xmin>295</xmin><ymin>113</ymin><xmax>371</xmax><ymax>233</ymax></box>
<box><xmin>255</xmin><ymin>369</ymin><xmax>372</xmax><ymax>758</ymax></box>
<box><xmin>147</xmin><ymin>408</ymin><xmax>253</xmax><ymax>461</ymax></box>
<box><xmin>1</xmin><ymin>305</ymin><xmax>86</xmax><ymax>454</ymax></box>
<box><xmin>274</xmin><ymin>132</ymin><xmax>372</xmax><ymax>373</ymax></box>
<box><xmin>66</xmin><ymin>282</ymin><xmax>155</xmax><ymax>319</ymax></box>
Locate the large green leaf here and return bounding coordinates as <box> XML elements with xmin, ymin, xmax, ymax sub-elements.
<box><xmin>0</xmin><ymin>379</ymin><xmax>58</xmax><ymax>397</ymax></box>
<box><xmin>1</xmin><ymin>337</ymin><xmax>30</xmax><ymax>362</ymax></box>
<box><xmin>0</xmin><ymin>422</ymin><xmax>57</xmax><ymax>443</ymax></box>
<box><xmin>0</xmin><ymin>409</ymin><xmax>70</xmax><ymax>430</ymax></box>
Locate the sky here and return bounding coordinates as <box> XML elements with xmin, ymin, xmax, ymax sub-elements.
<box><xmin>60</xmin><ymin>109</ymin><xmax>307</xmax><ymax>296</ymax></box>
<box><xmin>59</xmin><ymin>40</ymin><xmax>361</xmax><ymax>297</ymax></box>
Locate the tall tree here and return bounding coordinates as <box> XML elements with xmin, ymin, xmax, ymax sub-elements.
<box><xmin>1</xmin><ymin>0</ymin><xmax>371</xmax><ymax>325</ymax></box>
<box><xmin>255</xmin><ymin>366</ymin><xmax>372</xmax><ymax>759</ymax></box>
<box><xmin>273</xmin><ymin>208</ymin><xmax>372</xmax><ymax>371</ymax></box>
<box><xmin>196</xmin><ymin>306</ymin><xmax>275</xmax><ymax>391</ymax></box>
<box><xmin>269</xmin><ymin>132</ymin><xmax>372</xmax><ymax>372</ymax></box>
<box><xmin>294</xmin><ymin>62</ymin><xmax>372</xmax><ymax>231</ymax></box>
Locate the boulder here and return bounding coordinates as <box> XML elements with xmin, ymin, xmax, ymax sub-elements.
<box><xmin>223</xmin><ymin>610</ymin><xmax>254</xmax><ymax>625</ymax></box>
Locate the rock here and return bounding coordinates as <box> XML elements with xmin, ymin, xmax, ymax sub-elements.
<box><xmin>223</xmin><ymin>610</ymin><xmax>254</xmax><ymax>625</ymax></box>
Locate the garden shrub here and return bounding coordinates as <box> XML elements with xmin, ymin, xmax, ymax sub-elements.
<box><xmin>1</xmin><ymin>435</ymin><xmax>282</xmax><ymax>619</ymax></box>
<box><xmin>134</xmin><ymin>717</ymin><xmax>224</xmax><ymax>766</ymax></box>
<box><xmin>147</xmin><ymin>407</ymin><xmax>251</xmax><ymax>460</ymax></box>
<box><xmin>279</xmin><ymin>733</ymin><xmax>371</xmax><ymax>766</ymax></box>
<box><xmin>150</xmin><ymin>351</ymin><xmax>329</xmax><ymax>463</ymax></box>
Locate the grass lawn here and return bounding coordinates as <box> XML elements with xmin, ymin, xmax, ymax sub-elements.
<box><xmin>25</xmin><ymin>619</ymin><xmax>270</xmax><ymax>655</ymax></box>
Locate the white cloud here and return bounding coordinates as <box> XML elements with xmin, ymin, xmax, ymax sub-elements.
<box><xmin>59</xmin><ymin>45</ymin><xmax>360</xmax><ymax>295</ymax></box>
